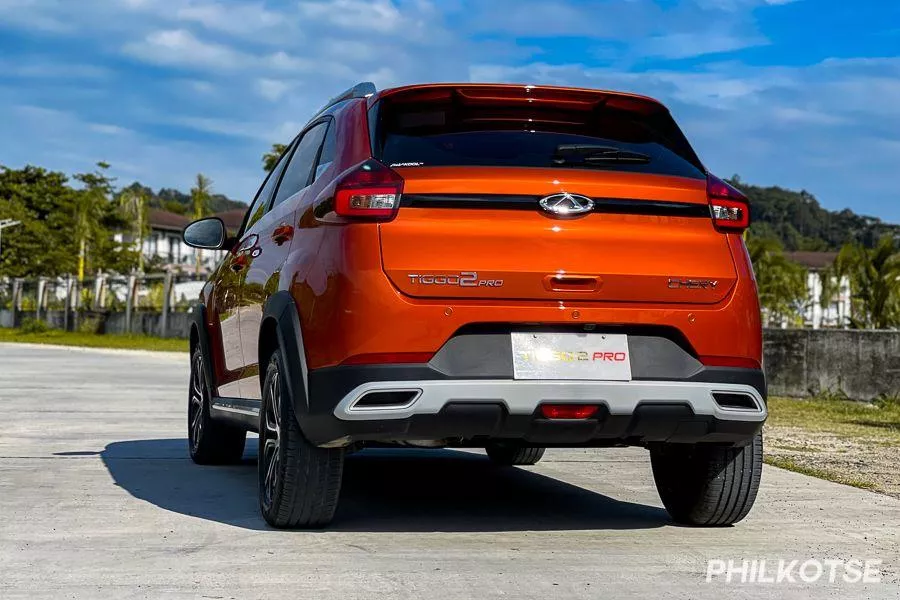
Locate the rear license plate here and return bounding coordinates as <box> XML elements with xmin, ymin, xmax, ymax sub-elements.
<box><xmin>511</xmin><ymin>333</ymin><xmax>632</xmax><ymax>381</ymax></box>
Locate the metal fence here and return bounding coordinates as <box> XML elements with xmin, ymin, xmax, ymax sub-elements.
<box><xmin>0</xmin><ymin>272</ymin><xmax>206</xmax><ymax>337</ymax></box>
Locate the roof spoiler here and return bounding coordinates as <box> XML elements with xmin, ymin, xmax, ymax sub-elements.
<box><xmin>311</xmin><ymin>81</ymin><xmax>376</xmax><ymax>121</ymax></box>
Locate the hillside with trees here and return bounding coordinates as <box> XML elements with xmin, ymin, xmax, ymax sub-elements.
<box><xmin>116</xmin><ymin>181</ymin><xmax>245</xmax><ymax>216</ymax></box>
<box><xmin>728</xmin><ymin>176</ymin><xmax>899</xmax><ymax>251</ymax></box>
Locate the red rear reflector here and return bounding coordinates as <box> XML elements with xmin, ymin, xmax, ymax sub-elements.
<box><xmin>699</xmin><ymin>356</ymin><xmax>761</xmax><ymax>370</ymax></box>
<box><xmin>707</xmin><ymin>174</ymin><xmax>750</xmax><ymax>232</ymax></box>
<box><xmin>341</xmin><ymin>352</ymin><xmax>433</xmax><ymax>366</ymax></box>
<box><xmin>334</xmin><ymin>159</ymin><xmax>404</xmax><ymax>219</ymax></box>
<box><xmin>540</xmin><ymin>404</ymin><xmax>599</xmax><ymax>419</ymax></box>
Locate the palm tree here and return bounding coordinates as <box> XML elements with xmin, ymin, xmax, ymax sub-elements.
<box><xmin>817</xmin><ymin>264</ymin><xmax>845</xmax><ymax>326</ymax></box>
<box><xmin>118</xmin><ymin>188</ymin><xmax>148</xmax><ymax>271</ymax></box>
<box><xmin>835</xmin><ymin>236</ymin><xmax>900</xmax><ymax>329</ymax></box>
<box><xmin>73</xmin><ymin>163</ymin><xmax>114</xmax><ymax>281</ymax></box>
<box><xmin>191</xmin><ymin>174</ymin><xmax>213</xmax><ymax>274</ymax></box>
<box><xmin>746</xmin><ymin>236</ymin><xmax>809</xmax><ymax>326</ymax></box>
<box><xmin>262</xmin><ymin>143</ymin><xmax>287</xmax><ymax>173</ymax></box>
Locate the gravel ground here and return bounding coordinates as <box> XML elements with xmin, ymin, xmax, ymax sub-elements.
<box><xmin>765</xmin><ymin>424</ymin><xmax>900</xmax><ymax>499</ymax></box>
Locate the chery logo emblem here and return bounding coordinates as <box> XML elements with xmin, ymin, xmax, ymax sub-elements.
<box><xmin>538</xmin><ymin>192</ymin><xmax>594</xmax><ymax>217</ymax></box>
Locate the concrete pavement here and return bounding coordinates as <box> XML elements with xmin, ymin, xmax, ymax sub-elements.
<box><xmin>0</xmin><ymin>343</ymin><xmax>897</xmax><ymax>599</ymax></box>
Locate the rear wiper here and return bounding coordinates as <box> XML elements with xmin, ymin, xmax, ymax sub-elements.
<box><xmin>552</xmin><ymin>144</ymin><xmax>651</xmax><ymax>165</ymax></box>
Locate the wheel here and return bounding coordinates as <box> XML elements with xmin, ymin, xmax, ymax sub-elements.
<box><xmin>258</xmin><ymin>349</ymin><xmax>344</xmax><ymax>529</ymax></box>
<box><xmin>650</xmin><ymin>432</ymin><xmax>763</xmax><ymax>526</ymax></box>
<box><xmin>485</xmin><ymin>442</ymin><xmax>546</xmax><ymax>466</ymax></box>
<box><xmin>188</xmin><ymin>346</ymin><xmax>246</xmax><ymax>464</ymax></box>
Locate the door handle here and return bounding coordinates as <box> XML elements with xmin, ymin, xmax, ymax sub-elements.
<box><xmin>271</xmin><ymin>224</ymin><xmax>294</xmax><ymax>245</ymax></box>
<box><xmin>543</xmin><ymin>274</ymin><xmax>601</xmax><ymax>292</ymax></box>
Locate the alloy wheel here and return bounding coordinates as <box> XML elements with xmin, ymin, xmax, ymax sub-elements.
<box><xmin>261</xmin><ymin>366</ymin><xmax>282</xmax><ymax>510</ymax></box>
<box><xmin>188</xmin><ymin>351</ymin><xmax>206</xmax><ymax>452</ymax></box>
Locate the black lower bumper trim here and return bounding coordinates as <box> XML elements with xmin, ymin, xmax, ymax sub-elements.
<box><xmin>304</xmin><ymin>400</ymin><xmax>762</xmax><ymax>447</ymax></box>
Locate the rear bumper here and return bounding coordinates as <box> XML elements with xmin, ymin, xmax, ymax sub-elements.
<box><xmin>303</xmin><ymin>365</ymin><xmax>766</xmax><ymax>447</ymax></box>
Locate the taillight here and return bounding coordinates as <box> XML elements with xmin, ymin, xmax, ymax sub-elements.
<box><xmin>707</xmin><ymin>174</ymin><xmax>750</xmax><ymax>232</ymax></box>
<box><xmin>333</xmin><ymin>159</ymin><xmax>404</xmax><ymax>219</ymax></box>
<box><xmin>540</xmin><ymin>404</ymin><xmax>599</xmax><ymax>419</ymax></box>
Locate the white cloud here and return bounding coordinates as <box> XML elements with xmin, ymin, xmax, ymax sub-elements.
<box><xmin>175</xmin><ymin>2</ymin><xmax>283</xmax><ymax>35</ymax></box>
<box><xmin>638</xmin><ymin>31</ymin><xmax>766</xmax><ymax>59</ymax></box>
<box><xmin>89</xmin><ymin>123</ymin><xmax>132</xmax><ymax>135</ymax></box>
<box><xmin>255</xmin><ymin>78</ymin><xmax>292</xmax><ymax>102</ymax></box>
<box><xmin>1</xmin><ymin>102</ymin><xmax>261</xmax><ymax>202</ymax></box>
<box><xmin>0</xmin><ymin>0</ymin><xmax>896</xmax><ymax>222</ymax></box>
<box><xmin>123</xmin><ymin>29</ymin><xmax>250</xmax><ymax>70</ymax></box>
<box><xmin>297</xmin><ymin>0</ymin><xmax>404</xmax><ymax>33</ymax></box>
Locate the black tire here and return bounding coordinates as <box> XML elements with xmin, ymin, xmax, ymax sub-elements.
<box><xmin>650</xmin><ymin>432</ymin><xmax>763</xmax><ymax>526</ymax></box>
<box><xmin>188</xmin><ymin>346</ymin><xmax>246</xmax><ymax>465</ymax></box>
<box><xmin>258</xmin><ymin>349</ymin><xmax>344</xmax><ymax>529</ymax></box>
<box><xmin>485</xmin><ymin>442</ymin><xmax>546</xmax><ymax>466</ymax></box>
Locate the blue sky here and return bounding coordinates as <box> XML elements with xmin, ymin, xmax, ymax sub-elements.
<box><xmin>1</xmin><ymin>0</ymin><xmax>899</xmax><ymax>222</ymax></box>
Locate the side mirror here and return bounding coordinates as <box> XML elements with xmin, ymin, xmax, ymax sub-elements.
<box><xmin>183</xmin><ymin>217</ymin><xmax>228</xmax><ymax>250</ymax></box>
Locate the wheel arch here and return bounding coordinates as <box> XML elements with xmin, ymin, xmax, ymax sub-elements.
<box><xmin>189</xmin><ymin>303</ymin><xmax>217</xmax><ymax>392</ymax></box>
<box><xmin>259</xmin><ymin>291</ymin><xmax>312</xmax><ymax>429</ymax></box>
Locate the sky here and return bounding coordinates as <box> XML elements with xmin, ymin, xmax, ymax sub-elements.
<box><xmin>1</xmin><ymin>0</ymin><xmax>899</xmax><ymax>222</ymax></box>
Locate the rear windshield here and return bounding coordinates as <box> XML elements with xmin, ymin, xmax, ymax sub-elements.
<box><xmin>370</xmin><ymin>95</ymin><xmax>706</xmax><ymax>179</ymax></box>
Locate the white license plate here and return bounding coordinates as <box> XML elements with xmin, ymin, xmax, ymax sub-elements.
<box><xmin>511</xmin><ymin>333</ymin><xmax>632</xmax><ymax>381</ymax></box>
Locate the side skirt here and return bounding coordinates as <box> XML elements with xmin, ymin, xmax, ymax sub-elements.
<box><xmin>210</xmin><ymin>396</ymin><xmax>261</xmax><ymax>432</ymax></box>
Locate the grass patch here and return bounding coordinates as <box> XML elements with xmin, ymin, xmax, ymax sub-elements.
<box><xmin>0</xmin><ymin>327</ymin><xmax>187</xmax><ymax>352</ymax></box>
<box><xmin>767</xmin><ymin>396</ymin><xmax>900</xmax><ymax>445</ymax></box>
<box><xmin>764</xmin><ymin>456</ymin><xmax>879</xmax><ymax>491</ymax></box>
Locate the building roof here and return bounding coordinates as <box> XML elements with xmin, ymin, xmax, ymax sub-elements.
<box><xmin>147</xmin><ymin>208</ymin><xmax>247</xmax><ymax>234</ymax></box>
<box><xmin>786</xmin><ymin>251</ymin><xmax>838</xmax><ymax>270</ymax></box>
<box><xmin>215</xmin><ymin>209</ymin><xmax>246</xmax><ymax>232</ymax></box>
<box><xmin>147</xmin><ymin>209</ymin><xmax>190</xmax><ymax>232</ymax></box>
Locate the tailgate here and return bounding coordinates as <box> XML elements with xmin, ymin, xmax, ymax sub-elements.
<box><xmin>379</xmin><ymin>167</ymin><xmax>736</xmax><ymax>304</ymax></box>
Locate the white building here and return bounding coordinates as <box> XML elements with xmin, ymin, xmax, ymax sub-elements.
<box><xmin>114</xmin><ymin>208</ymin><xmax>245</xmax><ymax>273</ymax></box>
<box><xmin>786</xmin><ymin>252</ymin><xmax>852</xmax><ymax>329</ymax></box>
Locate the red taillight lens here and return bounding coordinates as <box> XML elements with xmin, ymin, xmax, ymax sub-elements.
<box><xmin>540</xmin><ymin>404</ymin><xmax>599</xmax><ymax>419</ymax></box>
<box><xmin>333</xmin><ymin>159</ymin><xmax>404</xmax><ymax>219</ymax></box>
<box><xmin>340</xmin><ymin>352</ymin><xmax>434</xmax><ymax>366</ymax></box>
<box><xmin>707</xmin><ymin>174</ymin><xmax>750</xmax><ymax>232</ymax></box>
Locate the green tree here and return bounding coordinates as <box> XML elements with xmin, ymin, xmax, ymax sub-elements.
<box><xmin>0</xmin><ymin>165</ymin><xmax>80</xmax><ymax>277</ymax></box>
<box><xmin>0</xmin><ymin>163</ymin><xmax>136</xmax><ymax>278</ymax></box>
<box><xmin>118</xmin><ymin>187</ymin><xmax>149</xmax><ymax>272</ymax></box>
<box><xmin>72</xmin><ymin>163</ymin><xmax>115</xmax><ymax>280</ymax></box>
<box><xmin>835</xmin><ymin>236</ymin><xmax>900</xmax><ymax>329</ymax></box>
<box><xmin>191</xmin><ymin>173</ymin><xmax>214</xmax><ymax>273</ymax></box>
<box><xmin>746</xmin><ymin>235</ymin><xmax>809</xmax><ymax>326</ymax></box>
<box><xmin>262</xmin><ymin>143</ymin><xmax>287</xmax><ymax>173</ymax></box>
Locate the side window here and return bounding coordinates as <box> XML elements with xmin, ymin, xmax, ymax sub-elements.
<box><xmin>242</xmin><ymin>142</ymin><xmax>293</xmax><ymax>233</ymax></box>
<box><xmin>314</xmin><ymin>122</ymin><xmax>336</xmax><ymax>182</ymax></box>
<box><xmin>271</xmin><ymin>121</ymin><xmax>328</xmax><ymax>207</ymax></box>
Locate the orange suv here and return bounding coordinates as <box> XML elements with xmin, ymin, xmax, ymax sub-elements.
<box><xmin>183</xmin><ymin>82</ymin><xmax>766</xmax><ymax>529</ymax></box>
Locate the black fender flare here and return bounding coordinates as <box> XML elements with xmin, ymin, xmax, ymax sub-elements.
<box><xmin>260</xmin><ymin>291</ymin><xmax>312</xmax><ymax>432</ymax></box>
<box><xmin>189</xmin><ymin>304</ymin><xmax>217</xmax><ymax>392</ymax></box>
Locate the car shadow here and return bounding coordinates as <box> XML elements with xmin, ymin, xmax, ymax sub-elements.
<box><xmin>99</xmin><ymin>439</ymin><xmax>669</xmax><ymax>532</ymax></box>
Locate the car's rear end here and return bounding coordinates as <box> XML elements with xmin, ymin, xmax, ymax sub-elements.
<box><xmin>300</xmin><ymin>84</ymin><xmax>765</xmax><ymax>468</ymax></box>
